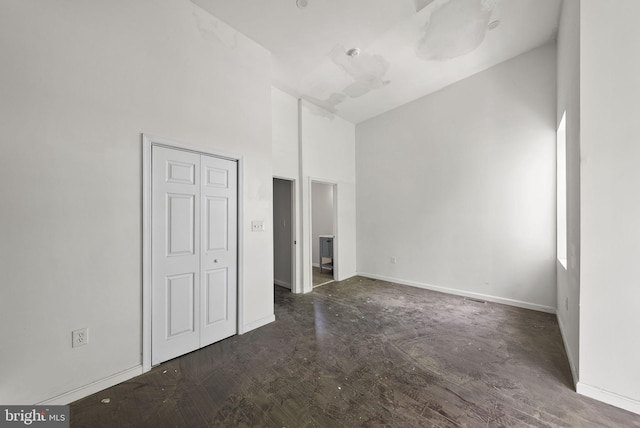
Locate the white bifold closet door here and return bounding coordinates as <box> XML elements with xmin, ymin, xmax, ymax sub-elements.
<box><xmin>151</xmin><ymin>146</ymin><xmax>237</xmax><ymax>365</ymax></box>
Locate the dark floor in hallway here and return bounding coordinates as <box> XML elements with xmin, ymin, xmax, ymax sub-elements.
<box><xmin>71</xmin><ymin>277</ymin><xmax>640</xmax><ymax>427</ymax></box>
<box><xmin>313</xmin><ymin>266</ymin><xmax>334</xmax><ymax>287</ymax></box>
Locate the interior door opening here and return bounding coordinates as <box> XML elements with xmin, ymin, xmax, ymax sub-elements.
<box><xmin>273</xmin><ymin>178</ymin><xmax>295</xmax><ymax>293</ymax></box>
<box><xmin>311</xmin><ymin>181</ymin><xmax>336</xmax><ymax>288</ymax></box>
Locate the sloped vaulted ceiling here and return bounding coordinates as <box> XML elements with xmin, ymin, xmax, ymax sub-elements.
<box><xmin>192</xmin><ymin>0</ymin><xmax>562</xmax><ymax>123</ymax></box>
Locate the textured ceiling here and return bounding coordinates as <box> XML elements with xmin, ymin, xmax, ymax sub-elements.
<box><xmin>193</xmin><ymin>0</ymin><xmax>562</xmax><ymax>123</ymax></box>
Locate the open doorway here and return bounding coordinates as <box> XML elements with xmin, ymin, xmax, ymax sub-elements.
<box><xmin>311</xmin><ymin>181</ymin><xmax>336</xmax><ymax>287</ymax></box>
<box><xmin>273</xmin><ymin>178</ymin><xmax>295</xmax><ymax>292</ymax></box>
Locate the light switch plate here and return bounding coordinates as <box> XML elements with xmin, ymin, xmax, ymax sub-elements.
<box><xmin>251</xmin><ymin>220</ymin><xmax>265</xmax><ymax>232</ymax></box>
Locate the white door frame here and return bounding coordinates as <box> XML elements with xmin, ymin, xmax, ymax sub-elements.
<box><xmin>142</xmin><ymin>134</ymin><xmax>243</xmax><ymax>372</ymax></box>
<box><xmin>273</xmin><ymin>176</ymin><xmax>298</xmax><ymax>293</ymax></box>
<box><xmin>307</xmin><ymin>178</ymin><xmax>339</xmax><ymax>291</ymax></box>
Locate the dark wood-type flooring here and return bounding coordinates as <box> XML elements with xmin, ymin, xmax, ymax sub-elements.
<box><xmin>313</xmin><ymin>266</ymin><xmax>334</xmax><ymax>287</ymax></box>
<box><xmin>71</xmin><ymin>276</ymin><xmax>640</xmax><ymax>427</ymax></box>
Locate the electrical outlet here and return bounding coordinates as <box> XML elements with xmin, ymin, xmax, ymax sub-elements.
<box><xmin>390</xmin><ymin>256</ymin><xmax>397</xmax><ymax>264</ymax></box>
<box><xmin>72</xmin><ymin>328</ymin><xmax>89</xmax><ymax>348</ymax></box>
<box><xmin>251</xmin><ymin>220</ymin><xmax>265</xmax><ymax>232</ymax></box>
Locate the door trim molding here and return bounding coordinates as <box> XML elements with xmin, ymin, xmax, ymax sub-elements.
<box><xmin>142</xmin><ymin>134</ymin><xmax>243</xmax><ymax>372</ymax></box>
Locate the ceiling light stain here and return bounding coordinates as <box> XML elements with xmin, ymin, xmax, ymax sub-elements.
<box><xmin>416</xmin><ymin>0</ymin><xmax>495</xmax><ymax>61</ymax></box>
<box><xmin>303</xmin><ymin>93</ymin><xmax>346</xmax><ymax>118</ymax></box>
<box><xmin>330</xmin><ymin>45</ymin><xmax>390</xmax><ymax>99</ymax></box>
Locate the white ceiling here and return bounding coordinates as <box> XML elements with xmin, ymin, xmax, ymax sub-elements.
<box><xmin>192</xmin><ymin>0</ymin><xmax>562</xmax><ymax>123</ymax></box>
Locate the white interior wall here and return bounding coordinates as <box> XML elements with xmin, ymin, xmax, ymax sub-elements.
<box><xmin>312</xmin><ymin>182</ymin><xmax>335</xmax><ymax>266</ymax></box>
<box><xmin>356</xmin><ymin>44</ymin><xmax>557</xmax><ymax>312</ymax></box>
<box><xmin>577</xmin><ymin>0</ymin><xmax>640</xmax><ymax>413</ymax></box>
<box><xmin>272</xmin><ymin>90</ymin><xmax>356</xmax><ymax>293</ymax></box>
<box><xmin>555</xmin><ymin>0</ymin><xmax>581</xmax><ymax>385</ymax></box>
<box><xmin>271</xmin><ymin>87</ymin><xmax>302</xmax><ymax>292</ymax></box>
<box><xmin>272</xmin><ymin>87</ymin><xmax>300</xmax><ymax>180</ymax></box>
<box><xmin>300</xmin><ymin>101</ymin><xmax>357</xmax><ymax>292</ymax></box>
<box><xmin>0</xmin><ymin>0</ymin><xmax>274</xmax><ymax>405</ymax></box>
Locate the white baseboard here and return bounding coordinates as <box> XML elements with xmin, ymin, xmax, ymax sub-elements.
<box><xmin>337</xmin><ymin>272</ymin><xmax>357</xmax><ymax>282</ymax></box>
<box><xmin>577</xmin><ymin>382</ymin><xmax>640</xmax><ymax>415</ymax></box>
<box><xmin>37</xmin><ymin>365</ymin><xmax>142</xmax><ymax>405</ymax></box>
<box><xmin>357</xmin><ymin>272</ymin><xmax>556</xmax><ymax>314</ymax></box>
<box><xmin>38</xmin><ymin>314</ymin><xmax>277</xmax><ymax>404</ymax></box>
<box><xmin>556</xmin><ymin>312</ymin><xmax>578</xmax><ymax>387</ymax></box>
<box><xmin>239</xmin><ymin>314</ymin><xmax>275</xmax><ymax>334</ymax></box>
<box><xmin>274</xmin><ymin>279</ymin><xmax>291</xmax><ymax>289</ymax></box>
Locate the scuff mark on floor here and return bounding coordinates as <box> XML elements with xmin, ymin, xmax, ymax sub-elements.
<box><xmin>416</xmin><ymin>0</ymin><xmax>496</xmax><ymax>61</ymax></box>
